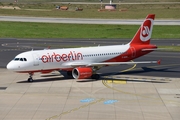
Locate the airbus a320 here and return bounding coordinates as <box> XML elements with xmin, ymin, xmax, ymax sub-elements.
<box><xmin>7</xmin><ymin>14</ymin><xmax>160</xmax><ymax>82</ymax></box>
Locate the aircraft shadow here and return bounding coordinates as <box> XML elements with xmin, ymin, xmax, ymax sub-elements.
<box><xmin>101</xmin><ymin>77</ymin><xmax>168</xmax><ymax>83</ymax></box>
<box><xmin>17</xmin><ymin>75</ymin><xmax>167</xmax><ymax>84</ymax></box>
<box><xmin>17</xmin><ymin>76</ymin><xmax>71</xmax><ymax>83</ymax></box>
<box><xmin>101</xmin><ymin>66</ymin><xmax>180</xmax><ymax>76</ymax></box>
<box><xmin>40</xmin><ymin>74</ymin><xmax>61</xmax><ymax>77</ymax></box>
<box><xmin>17</xmin><ymin>66</ymin><xmax>177</xmax><ymax>83</ymax></box>
<box><xmin>76</xmin><ymin>79</ymin><xmax>100</xmax><ymax>83</ymax></box>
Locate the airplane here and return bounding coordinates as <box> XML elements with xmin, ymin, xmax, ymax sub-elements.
<box><xmin>6</xmin><ymin>14</ymin><xmax>160</xmax><ymax>82</ymax></box>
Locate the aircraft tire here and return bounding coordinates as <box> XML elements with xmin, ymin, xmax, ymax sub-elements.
<box><xmin>28</xmin><ymin>78</ymin><xmax>33</xmax><ymax>82</ymax></box>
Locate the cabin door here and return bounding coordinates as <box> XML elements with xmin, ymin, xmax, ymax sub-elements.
<box><xmin>32</xmin><ymin>53</ymin><xmax>39</xmax><ymax>66</ymax></box>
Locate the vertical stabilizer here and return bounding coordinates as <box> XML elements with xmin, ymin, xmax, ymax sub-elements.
<box><xmin>129</xmin><ymin>14</ymin><xmax>155</xmax><ymax>45</ymax></box>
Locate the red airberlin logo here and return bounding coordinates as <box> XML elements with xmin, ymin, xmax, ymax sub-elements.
<box><xmin>140</xmin><ymin>19</ymin><xmax>153</xmax><ymax>42</ymax></box>
<box><xmin>41</xmin><ymin>51</ymin><xmax>83</xmax><ymax>63</ymax></box>
<box><xmin>141</xmin><ymin>26</ymin><xmax>150</xmax><ymax>37</ymax></box>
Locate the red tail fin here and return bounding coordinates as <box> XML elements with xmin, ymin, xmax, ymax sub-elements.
<box><xmin>130</xmin><ymin>14</ymin><xmax>155</xmax><ymax>45</ymax></box>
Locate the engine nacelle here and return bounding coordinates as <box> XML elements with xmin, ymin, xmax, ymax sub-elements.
<box><xmin>72</xmin><ymin>67</ymin><xmax>93</xmax><ymax>79</ymax></box>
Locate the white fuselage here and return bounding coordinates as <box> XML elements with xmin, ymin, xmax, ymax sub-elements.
<box><xmin>7</xmin><ymin>44</ymin><xmax>130</xmax><ymax>72</ymax></box>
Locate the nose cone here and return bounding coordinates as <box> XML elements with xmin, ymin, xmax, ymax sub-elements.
<box><xmin>6</xmin><ymin>61</ymin><xmax>16</xmax><ymax>71</ymax></box>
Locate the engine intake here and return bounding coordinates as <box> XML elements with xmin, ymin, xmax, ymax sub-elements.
<box><xmin>72</xmin><ymin>67</ymin><xmax>93</xmax><ymax>79</ymax></box>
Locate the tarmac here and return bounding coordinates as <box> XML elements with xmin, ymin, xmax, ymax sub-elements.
<box><xmin>0</xmin><ymin>68</ymin><xmax>180</xmax><ymax>120</ymax></box>
<box><xmin>0</xmin><ymin>38</ymin><xmax>180</xmax><ymax>120</ymax></box>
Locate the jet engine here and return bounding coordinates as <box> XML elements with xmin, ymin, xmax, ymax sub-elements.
<box><xmin>72</xmin><ymin>67</ymin><xmax>93</xmax><ymax>79</ymax></box>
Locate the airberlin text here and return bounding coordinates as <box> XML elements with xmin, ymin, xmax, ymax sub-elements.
<box><xmin>41</xmin><ymin>51</ymin><xmax>83</xmax><ymax>63</ymax></box>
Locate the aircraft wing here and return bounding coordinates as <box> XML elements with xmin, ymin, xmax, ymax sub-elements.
<box><xmin>88</xmin><ymin>61</ymin><xmax>160</xmax><ymax>66</ymax></box>
<box><xmin>70</xmin><ymin>60</ymin><xmax>161</xmax><ymax>67</ymax></box>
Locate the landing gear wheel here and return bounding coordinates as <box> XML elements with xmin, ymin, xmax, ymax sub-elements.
<box><xmin>28</xmin><ymin>73</ymin><xmax>34</xmax><ymax>82</ymax></box>
<box><xmin>28</xmin><ymin>77</ymin><xmax>33</xmax><ymax>82</ymax></box>
<box><xmin>91</xmin><ymin>74</ymin><xmax>100</xmax><ymax>80</ymax></box>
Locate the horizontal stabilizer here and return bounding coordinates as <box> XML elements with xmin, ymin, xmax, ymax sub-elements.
<box><xmin>142</xmin><ymin>48</ymin><xmax>158</xmax><ymax>51</ymax></box>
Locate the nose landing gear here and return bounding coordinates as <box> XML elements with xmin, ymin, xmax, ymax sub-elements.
<box><xmin>28</xmin><ymin>73</ymin><xmax>34</xmax><ymax>82</ymax></box>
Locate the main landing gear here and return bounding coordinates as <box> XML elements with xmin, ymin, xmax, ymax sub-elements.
<box><xmin>28</xmin><ymin>73</ymin><xmax>34</xmax><ymax>82</ymax></box>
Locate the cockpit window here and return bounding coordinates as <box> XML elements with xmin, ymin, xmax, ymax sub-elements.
<box><xmin>14</xmin><ymin>58</ymin><xmax>20</xmax><ymax>61</ymax></box>
<box><xmin>13</xmin><ymin>58</ymin><xmax>27</xmax><ymax>61</ymax></box>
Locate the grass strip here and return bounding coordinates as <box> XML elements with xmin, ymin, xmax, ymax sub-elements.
<box><xmin>0</xmin><ymin>2</ymin><xmax>180</xmax><ymax>19</ymax></box>
<box><xmin>0</xmin><ymin>8</ymin><xmax>180</xmax><ymax>19</ymax></box>
<box><xmin>0</xmin><ymin>21</ymin><xmax>180</xmax><ymax>39</ymax></box>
